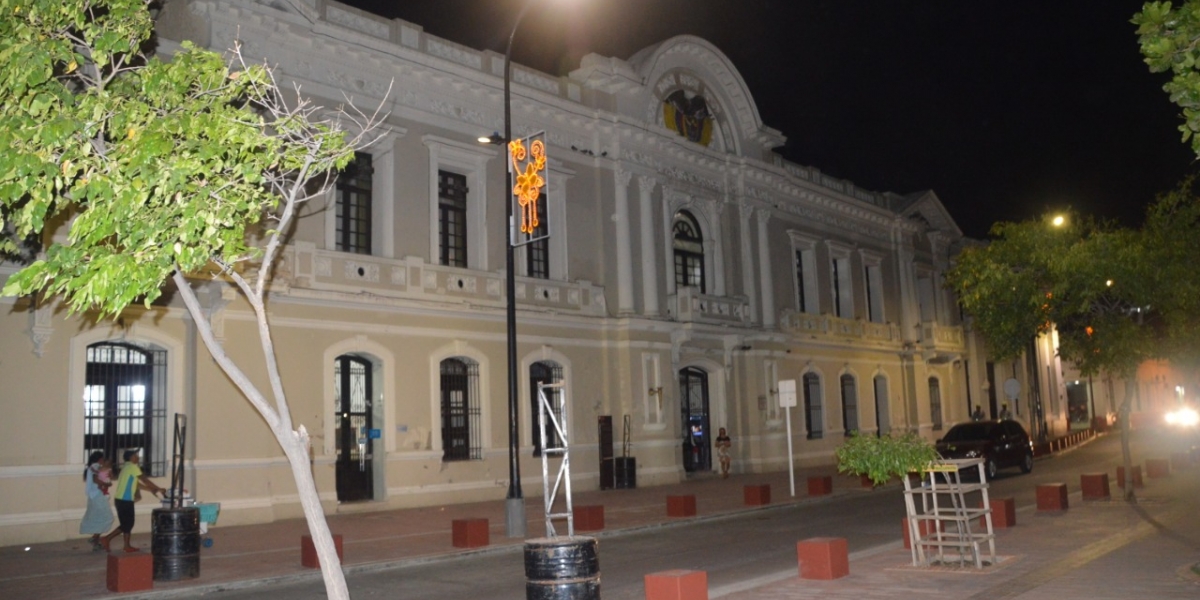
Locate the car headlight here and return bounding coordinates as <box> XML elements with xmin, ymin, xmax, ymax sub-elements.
<box><xmin>965</xmin><ymin>449</ymin><xmax>981</xmax><ymax>458</ymax></box>
<box><xmin>1166</xmin><ymin>407</ymin><xmax>1199</xmax><ymax>427</ymax></box>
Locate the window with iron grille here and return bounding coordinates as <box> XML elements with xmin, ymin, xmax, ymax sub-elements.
<box><xmin>438</xmin><ymin>170</ymin><xmax>468</xmax><ymax>267</ymax></box>
<box><xmin>673</xmin><ymin>211</ymin><xmax>705</xmax><ymax>292</ymax></box>
<box><xmin>84</xmin><ymin>342</ymin><xmax>168</xmax><ymax>477</ymax></box>
<box><xmin>530</xmin><ymin>362</ymin><xmax>564</xmax><ymax>456</ymax></box>
<box><xmin>841</xmin><ymin>374</ymin><xmax>858</xmax><ymax>435</ymax></box>
<box><xmin>335</xmin><ymin>152</ymin><xmax>373</xmax><ymax>255</ymax></box>
<box><xmin>526</xmin><ymin>192</ymin><xmax>549</xmax><ymax>279</ymax></box>
<box><xmin>440</xmin><ymin>358</ymin><xmax>481</xmax><ymax>461</ymax></box>
<box><xmin>803</xmin><ymin>372</ymin><xmax>823</xmax><ymax>440</ymax></box>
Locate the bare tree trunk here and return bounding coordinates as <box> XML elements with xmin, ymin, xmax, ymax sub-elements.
<box><xmin>174</xmin><ymin>272</ymin><xmax>349</xmax><ymax>599</ymax></box>
<box><xmin>1120</xmin><ymin>378</ymin><xmax>1136</xmax><ymax>503</ymax></box>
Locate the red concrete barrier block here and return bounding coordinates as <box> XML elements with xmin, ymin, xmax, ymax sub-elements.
<box><xmin>666</xmin><ymin>495</ymin><xmax>697</xmax><ymax>517</ymax></box>
<box><xmin>744</xmin><ymin>484</ymin><xmax>771</xmax><ymax>506</ymax></box>
<box><xmin>987</xmin><ymin>497</ymin><xmax>1017</xmax><ymax>528</ymax></box>
<box><xmin>902</xmin><ymin>517</ymin><xmax>942</xmax><ymax>550</ymax></box>
<box><xmin>301</xmin><ymin>534</ymin><xmax>344</xmax><ymax>568</ymax></box>
<box><xmin>644</xmin><ymin>569</ymin><xmax>708</xmax><ymax>600</ymax></box>
<box><xmin>1036</xmin><ymin>483</ymin><xmax>1069</xmax><ymax>511</ymax></box>
<box><xmin>451</xmin><ymin>518</ymin><xmax>489</xmax><ymax>548</ymax></box>
<box><xmin>107</xmin><ymin>551</ymin><xmax>153</xmax><ymax>593</ymax></box>
<box><xmin>1171</xmin><ymin>452</ymin><xmax>1192</xmax><ymax>470</ymax></box>
<box><xmin>574</xmin><ymin>505</ymin><xmax>605</xmax><ymax>531</ymax></box>
<box><xmin>796</xmin><ymin>537</ymin><xmax>849</xmax><ymax>580</ymax></box>
<box><xmin>1116</xmin><ymin>465</ymin><xmax>1143</xmax><ymax>489</ymax></box>
<box><xmin>1080</xmin><ymin>473</ymin><xmax>1110</xmax><ymax>500</ymax></box>
<box><xmin>806</xmin><ymin>476</ymin><xmax>833</xmax><ymax>496</ymax></box>
<box><xmin>1145</xmin><ymin>458</ymin><xmax>1170</xmax><ymax>479</ymax></box>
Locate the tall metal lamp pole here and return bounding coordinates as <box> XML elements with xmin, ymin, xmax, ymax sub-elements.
<box><xmin>502</xmin><ymin>0</ymin><xmax>540</xmax><ymax>539</ymax></box>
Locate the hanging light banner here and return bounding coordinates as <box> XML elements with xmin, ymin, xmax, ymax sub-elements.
<box><xmin>508</xmin><ymin>131</ymin><xmax>549</xmax><ymax>247</ymax></box>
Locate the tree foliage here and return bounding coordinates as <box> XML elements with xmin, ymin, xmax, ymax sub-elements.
<box><xmin>948</xmin><ymin>210</ymin><xmax>1176</xmax><ymax>377</ymax></box>
<box><xmin>1</xmin><ymin>2</ymin><xmax>384</xmax><ymax>598</ymax></box>
<box><xmin>1136</xmin><ymin>1</ymin><xmax>1200</xmax><ymax>157</ymax></box>
<box><xmin>0</xmin><ymin>0</ymin><xmax>353</xmax><ymax>314</ymax></box>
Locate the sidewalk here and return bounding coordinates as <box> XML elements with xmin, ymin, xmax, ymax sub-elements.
<box><xmin>723</xmin><ymin>459</ymin><xmax>1200</xmax><ymax>600</ymax></box>
<box><xmin>4</xmin><ymin>439</ymin><xmax>1198</xmax><ymax>600</ymax></box>
<box><xmin>0</xmin><ymin>464</ymin><xmax>857</xmax><ymax>600</ymax></box>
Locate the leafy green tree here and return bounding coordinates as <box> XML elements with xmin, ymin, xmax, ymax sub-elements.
<box><xmin>947</xmin><ymin>214</ymin><xmax>1156</xmax><ymax>499</ymax></box>
<box><xmin>0</xmin><ymin>2</ymin><xmax>382</xmax><ymax>596</ymax></box>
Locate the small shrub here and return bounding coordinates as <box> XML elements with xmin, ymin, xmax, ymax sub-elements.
<box><xmin>836</xmin><ymin>431</ymin><xmax>939</xmax><ymax>486</ymax></box>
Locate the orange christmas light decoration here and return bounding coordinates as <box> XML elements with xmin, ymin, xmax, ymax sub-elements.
<box><xmin>509</xmin><ymin>137</ymin><xmax>546</xmax><ymax>235</ymax></box>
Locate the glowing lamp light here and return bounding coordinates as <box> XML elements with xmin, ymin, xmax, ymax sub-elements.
<box><xmin>1165</xmin><ymin>406</ymin><xmax>1199</xmax><ymax>427</ymax></box>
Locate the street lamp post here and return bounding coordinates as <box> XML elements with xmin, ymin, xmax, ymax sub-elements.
<box><xmin>501</xmin><ymin>0</ymin><xmax>540</xmax><ymax>540</ymax></box>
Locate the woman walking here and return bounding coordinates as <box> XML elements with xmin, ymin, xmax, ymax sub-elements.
<box><xmin>80</xmin><ymin>451</ymin><xmax>113</xmax><ymax>551</ymax></box>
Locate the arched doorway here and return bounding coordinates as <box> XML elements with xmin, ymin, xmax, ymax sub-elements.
<box><xmin>678</xmin><ymin>367</ymin><xmax>711</xmax><ymax>472</ymax></box>
<box><xmin>334</xmin><ymin>354</ymin><xmax>374</xmax><ymax>502</ymax></box>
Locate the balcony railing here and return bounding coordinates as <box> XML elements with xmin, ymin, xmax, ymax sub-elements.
<box><xmin>667</xmin><ymin>287</ymin><xmax>751</xmax><ymax>325</ymax></box>
<box><xmin>918</xmin><ymin>321</ymin><xmax>966</xmax><ymax>362</ymax></box>
<box><xmin>284</xmin><ymin>242</ymin><xmax>606</xmax><ymax>316</ymax></box>
<box><xmin>778</xmin><ymin>310</ymin><xmax>902</xmax><ymax>346</ymax></box>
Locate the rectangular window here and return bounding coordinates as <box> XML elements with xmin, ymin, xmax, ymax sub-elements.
<box><xmin>438</xmin><ymin>170</ymin><xmax>469</xmax><ymax>267</ymax></box>
<box><xmin>929</xmin><ymin>377</ymin><xmax>943</xmax><ymax>431</ymax></box>
<box><xmin>795</xmin><ymin>250</ymin><xmax>808</xmax><ymax>312</ymax></box>
<box><xmin>865</xmin><ymin>263</ymin><xmax>884</xmax><ymax>323</ymax></box>
<box><xmin>335</xmin><ymin>153</ymin><xmax>373</xmax><ymax>255</ymax></box>
<box><xmin>832</xmin><ymin>256</ymin><xmax>853</xmax><ymax>318</ymax></box>
<box><xmin>526</xmin><ymin>192</ymin><xmax>549</xmax><ymax>279</ymax></box>
<box><xmin>790</xmin><ymin>238</ymin><xmax>819</xmax><ymax>314</ymax></box>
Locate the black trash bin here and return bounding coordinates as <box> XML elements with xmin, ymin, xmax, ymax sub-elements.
<box><xmin>614</xmin><ymin>457</ymin><xmax>636</xmax><ymax>489</ymax></box>
<box><xmin>151</xmin><ymin>506</ymin><xmax>201</xmax><ymax>581</ymax></box>
<box><xmin>524</xmin><ymin>536</ymin><xmax>600</xmax><ymax>600</ymax></box>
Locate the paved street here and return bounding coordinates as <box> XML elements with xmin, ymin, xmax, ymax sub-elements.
<box><xmin>3</xmin><ymin>428</ymin><xmax>1197</xmax><ymax>600</ymax></box>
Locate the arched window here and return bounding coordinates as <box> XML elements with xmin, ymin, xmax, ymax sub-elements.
<box><xmin>840</xmin><ymin>374</ymin><xmax>858</xmax><ymax>435</ymax></box>
<box><xmin>929</xmin><ymin>376</ymin><xmax>943</xmax><ymax>431</ymax></box>
<box><xmin>673</xmin><ymin>211</ymin><xmax>705</xmax><ymax>293</ymax></box>
<box><xmin>84</xmin><ymin>342</ymin><xmax>167</xmax><ymax>476</ymax></box>
<box><xmin>530</xmin><ymin>361</ymin><xmax>564</xmax><ymax>455</ymax></box>
<box><xmin>803</xmin><ymin>372</ymin><xmax>823</xmax><ymax>440</ymax></box>
<box><xmin>440</xmin><ymin>358</ymin><xmax>481</xmax><ymax>461</ymax></box>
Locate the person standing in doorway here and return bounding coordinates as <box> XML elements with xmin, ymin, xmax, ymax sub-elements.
<box><xmin>80</xmin><ymin>451</ymin><xmax>113</xmax><ymax>551</ymax></box>
<box><xmin>101</xmin><ymin>449</ymin><xmax>165</xmax><ymax>553</ymax></box>
<box><xmin>715</xmin><ymin>427</ymin><xmax>732</xmax><ymax>478</ymax></box>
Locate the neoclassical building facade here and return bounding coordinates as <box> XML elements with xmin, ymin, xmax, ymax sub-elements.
<box><xmin>0</xmin><ymin>0</ymin><xmax>1061</xmax><ymax>545</ymax></box>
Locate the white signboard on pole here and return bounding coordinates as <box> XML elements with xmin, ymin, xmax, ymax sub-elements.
<box><xmin>778</xmin><ymin>379</ymin><xmax>797</xmax><ymax>496</ymax></box>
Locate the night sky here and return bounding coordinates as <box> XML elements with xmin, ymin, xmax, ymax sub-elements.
<box><xmin>344</xmin><ymin>0</ymin><xmax>1196</xmax><ymax>238</ymax></box>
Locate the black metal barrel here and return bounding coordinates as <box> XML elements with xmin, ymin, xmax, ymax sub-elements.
<box><xmin>524</xmin><ymin>536</ymin><xmax>600</xmax><ymax>600</ymax></box>
<box><xmin>151</xmin><ymin>507</ymin><xmax>201</xmax><ymax>581</ymax></box>
<box><xmin>614</xmin><ymin>457</ymin><xmax>636</xmax><ymax>489</ymax></box>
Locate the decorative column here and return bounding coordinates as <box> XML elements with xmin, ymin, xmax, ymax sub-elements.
<box><xmin>738</xmin><ymin>204</ymin><xmax>758</xmax><ymax>323</ymax></box>
<box><xmin>637</xmin><ymin>175</ymin><xmax>660</xmax><ymax>315</ymax></box>
<box><xmin>756</xmin><ymin>208</ymin><xmax>775</xmax><ymax>328</ymax></box>
<box><xmin>615</xmin><ymin>168</ymin><xmax>635</xmax><ymax>314</ymax></box>
<box><xmin>703</xmin><ymin>199</ymin><xmax>727</xmax><ymax>297</ymax></box>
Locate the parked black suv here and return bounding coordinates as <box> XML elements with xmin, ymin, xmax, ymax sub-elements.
<box><xmin>935</xmin><ymin>419</ymin><xmax>1034</xmax><ymax>480</ymax></box>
